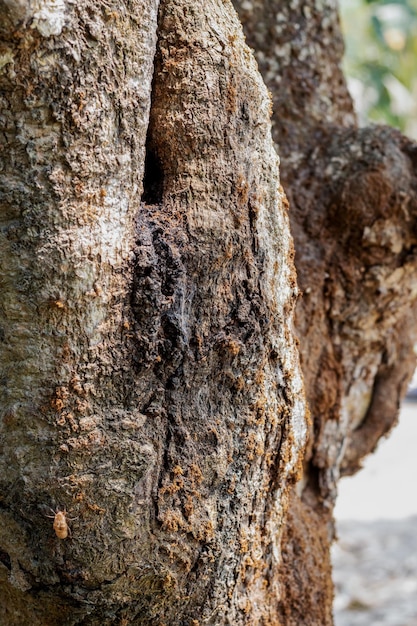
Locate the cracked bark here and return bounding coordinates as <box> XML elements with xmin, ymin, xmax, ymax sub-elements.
<box><xmin>1</xmin><ymin>0</ymin><xmax>417</xmax><ymax>625</ymax></box>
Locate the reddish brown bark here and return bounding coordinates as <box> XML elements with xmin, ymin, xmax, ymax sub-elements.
<box><xmin>233</xmin><ymin>2</ymin><xmax>417</xmax><ymax>623</ymax></box>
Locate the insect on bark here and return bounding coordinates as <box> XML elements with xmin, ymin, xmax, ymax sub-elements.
<box><xmin>46</xmin><ymin>508</ymin><xmax>72</xmax><ymax>539</ymax></box>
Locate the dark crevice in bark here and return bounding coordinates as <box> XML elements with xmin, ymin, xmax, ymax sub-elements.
<box><xmin>141</xmin><ymin>5</ymin><xmax>164</xmax><ymax>208</ymax></box>
<box><xmin>0</xmin><ymin>549</ymin><xmax>11</xmax><ymax>571</ymax></box>
<box><xmin>141</xmin><ymin>144</ymin><xmax>164</xmax><ymax>205</ymax></box>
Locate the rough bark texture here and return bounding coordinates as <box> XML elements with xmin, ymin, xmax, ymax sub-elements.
<box><xmin>1</xmin><ymin>0</ymin><xmax>417</xmax><ymax>625</ymax></box>
<box><xmin>0</xmin><ymin>1</ymin><xmax>161</xmax><ymax>623</ymax></box>
<box><xmin>232</xmin><ymin>1</ymin><xmax>417</xmax><ymax>623</ymax></box>
<box><xmin>1</xmin><ymin>1</ymin><xmax>308</xmax><ymax>624</ymax></box>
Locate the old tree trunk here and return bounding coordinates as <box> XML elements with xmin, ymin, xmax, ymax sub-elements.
<box><xmin>1</xmin><ymin>0</ymin><xmax>417</xmax><ymax>624</ymax></box>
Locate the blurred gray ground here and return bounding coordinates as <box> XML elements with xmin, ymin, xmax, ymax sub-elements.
<box><xmin>333</xmin><ymin>517</ymin><xmax>417</xmax><ymax>626</ymax></box>
<box><xmin>333</xmin><ymin>401</ymin><xmax>417</xmax><ymax>625</ymax></box>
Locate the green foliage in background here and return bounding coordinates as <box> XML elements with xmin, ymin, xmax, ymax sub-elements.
<box><xmin>339</xmin><ymin>0</ymin><xmax>417</xmax><ymax>139</ymax></box>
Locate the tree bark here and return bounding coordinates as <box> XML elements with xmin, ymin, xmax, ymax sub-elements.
<box><xmin>232</xmin><ymin>1</ymin><xmax>417</xmax><ymax>623</ymax></box>
<box><xmin>1</xmin><ymin>1</ymin><xmax>416</xmax><ymax>625</ymax></box>
<box><xmin>1</xmin><ymin>1</ymin><xmax>307</xmax><ymax>624</ymax></box>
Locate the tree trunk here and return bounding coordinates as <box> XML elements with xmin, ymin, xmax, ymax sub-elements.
<box><xmin>1</xmin><ymin>1</ymin><xmax>416</xmax><ymax>625</ymax></box>
<box><xmin>233</xmin><ymin>2</ymin><xmax>417</xmax><ymax>623</ymax></box>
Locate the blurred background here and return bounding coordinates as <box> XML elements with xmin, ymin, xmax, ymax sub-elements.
<box><xmin>333</xmin><ymin>396</ymin><xmax>417</xmax><ymax>626</ymax></box>
<box><xmin>340</xmin><ymin>0</ymin><xmax>417</xmax><ymax>139</ymax></box>
<box><xmin>333</xmin><ymin>2</ymin><xmax>417</xmax><ymax>624</ymax></box>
